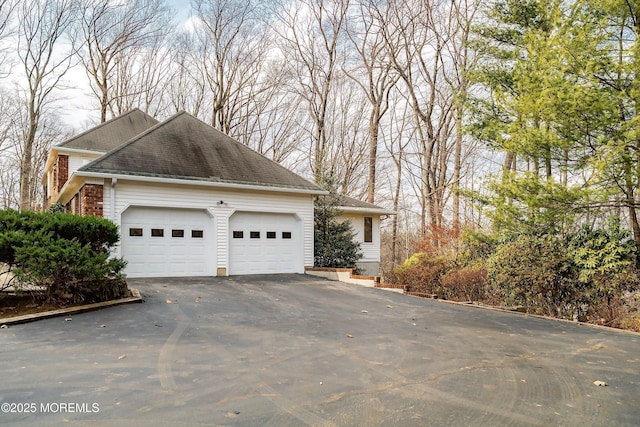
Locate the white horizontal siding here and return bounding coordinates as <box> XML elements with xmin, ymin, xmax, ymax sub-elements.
<box><xmin>338</xmin><ymin>213</ymin><xmax>381</xmax><ymax>262</ymax></box>
<box><xmin>68</xmin><ymin>153</ymin><xmax>101</xmax><ymax>176</ymax></box>
<box><xmin>215</xmin><ymin>211</ymin><xmax>231</xmax><ymax>271</ymax></box>
<box><xmin>111</xmin><ymin>180</ymin><xmax>315</xmax><ymax>274</ymax></box>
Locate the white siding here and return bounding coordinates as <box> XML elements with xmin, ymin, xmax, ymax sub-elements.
<box><xmin>68</xmin><ymin>153</ymin><xmax>102</xmax><ymax>175</ymax></box>
<box><xmin>338</xmin><ymin>213</ymin><xmax>381</xmax><ymax>262</ymax></box>
<box><xmin>111</xmin><ymin>180</ymin><xmax>315</xmax><ymax>274</ymax></box>
<box><xmin>215</xmin><ymin>214</ymin><xmax>229</xmax><ymax>271</ymax></box>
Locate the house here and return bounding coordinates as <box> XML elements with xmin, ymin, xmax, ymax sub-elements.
<box><xmin>335</xmin><ymin>195</ymin><xmax>395</xmax><ymax>276</ymax></box>
<box><xmin>43</xmin><ymin>109</ymin><xmax>392</xmax><ymax>278</ymax></box>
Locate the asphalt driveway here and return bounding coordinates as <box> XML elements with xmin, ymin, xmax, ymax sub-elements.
<box><xmin>0</xmin><ymin>274</ymin><xmax>638</xmax><ymax>426</ymax></box>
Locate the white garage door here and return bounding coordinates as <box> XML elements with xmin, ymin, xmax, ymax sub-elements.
<box><xmin>229</xmin><ymin>212</ymin><xmax>300</xmax><ymax>275</ymax></box>
<box><xmin>121</xmin><ymin>207</ymin><xmax>214</xmax><ymax>278</ymax></box>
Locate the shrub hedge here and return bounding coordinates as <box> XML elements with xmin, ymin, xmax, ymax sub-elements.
<box><xmin>392</xmin><ymin>221</ymin><xmax>640</xmax><ymax>330</ymax></box>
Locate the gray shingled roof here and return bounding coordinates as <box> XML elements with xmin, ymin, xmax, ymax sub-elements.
<box><xmin>336</xmin><ymin>194</ymin><xmax>396</xmax><ymax>214</ymax></box>
<box><xmin>79</xmin><ymin>111</ymin><xmax>322</xmax><ymax>191</ymax></box>
<box><xmin>58</xmin><ymin>109</ymin><xmax>159</xmax><ymax>152</ymax></box>
<box><xmin>337</xmin><ymin>195</ymin><xmax>383</xmax><ymax>210</ymax></box>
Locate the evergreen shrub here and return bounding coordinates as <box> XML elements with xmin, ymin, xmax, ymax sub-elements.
<box><xmin>0</xmin><ymin>209</ymin><xmax>126</xmax><ymax>303</ymax></box>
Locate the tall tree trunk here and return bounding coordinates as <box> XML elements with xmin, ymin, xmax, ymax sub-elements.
<box><xmin>367</xmin><ymin>105</ymin><xmax>380</xmax><ymax>203</ymax></box>
<box><xmin>19</xmin><ymin>105</ymin><xmax>37</xmax><ymax>210</ymax></box>
<box><xmin>625</xmin><ymin>180</ymin><xmax>640</xmax><ymax>249</ymax></box>
<box><xmin>391</xmin><ymin>153</ymin><xmax>402</xmax><ymax>267</ymax></box>
<box><xmin>19</xmin><ymin>133</ymin><xmax>34</xmax><ymax>210</ymax></box>
<box><xmin>452</xmin><ymin>104</ymin><xmax>463</xmax><ymax>233</ymax></box>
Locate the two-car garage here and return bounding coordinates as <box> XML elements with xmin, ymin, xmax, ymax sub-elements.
<box><xmin>120</xmin><ymin>207</ymin><xmax>301</xmax><ymax>278</ymax></box>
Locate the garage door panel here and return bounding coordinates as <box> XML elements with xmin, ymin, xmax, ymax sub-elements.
<box><xmin>122</xmin><ymin>207</ymin><xmax>213</xmax><ymax>278</ymax></box>
<box><xmin>229</xmin><ymin>212</ymin><xmax>300</xmax><ymax>275</ymax></box>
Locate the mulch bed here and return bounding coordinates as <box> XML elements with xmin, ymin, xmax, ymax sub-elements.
<box><xmin>0</xmin><ymin>293</ymin><xmax>84</xmax><ymax>319</ymax></box>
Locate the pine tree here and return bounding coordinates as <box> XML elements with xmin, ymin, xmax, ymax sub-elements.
<box><xmin>469</xmin><ymin>0</ymin><xmax>604</xmax><ymax>236</ymax></box>
<box><xmin>314</xmin><ymin>176</ymin><xmax>362</xmax><ymax>268</ymax></box>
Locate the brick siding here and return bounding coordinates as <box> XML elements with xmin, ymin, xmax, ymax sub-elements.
<box><xmin>56</xmin><ymin>155</ymin><xmax>68</xmax><ymax>192</ymax></box>
<box><xmin>81</xmin><ymin>184</ymin><xmax>103</xmax><ymax>217</ymax></box>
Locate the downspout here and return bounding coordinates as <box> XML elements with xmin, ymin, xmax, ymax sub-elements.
<box><xmin>110</xmin><ymin>178</ymin><xmax>117</xmax><ymax>222</ymax></box>
<box><xmin>110</xmin><ymin>177</ymin><xmax>118</xmax><ymax>257</ymax></box>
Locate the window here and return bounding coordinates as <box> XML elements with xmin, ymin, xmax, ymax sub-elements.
<box><xmin>151</xmin><ymin>228</ymin><xmax>164</xmax><ymax>237</ymax></box>
<box><xmin>129</xmin><ymin>228</ymin><xmax>143</xmax><ymax>237</ymax></box>
<box><xmin>172</xmin><ymin>229</ymin><xmax>184</xmax><ymax>238</ymax></box>
<box><xmin>282</xmin><ymin>232</ymin><xmax>292</xmax><ymax>239</ymax></box>
<box><xmin>233</xmin><ymin>231</ymin><xmax>243</xmax><ymax>238</ymax></box>
<box><xmin>250</xmin><ymin>231</ymin><xmax>260</xmax><ymax>239</ymax></box>
<box><xmin>364</xmin><ymin>217</ymin><xmax>373</xmax><ymax>243</ymax></box>
<box><xmin>266</xmin><ymin>231</ymin><xmax>276</xmax><ymax>239</ymax></box>
<box><xmin>192</xmin><ymin>230</ymin><xmax>204</xmax><ymax>238</ymax></box>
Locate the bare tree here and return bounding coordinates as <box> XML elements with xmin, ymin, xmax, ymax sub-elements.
<box><xmin>380</xmin><ymin>0</ymin><xmax>458</xmax><ymax>233</ymax></box>
<box><xmin>0</xmin><ymin>89</ymin><xmax>19</xmax><ymax>209</ymax></box>
<box><xmin>17</xmin><ymin>0</ymin><xmax>76</xmax><ymax>211</ymax></box>
<box><xmin>233</xmin><ymin>58</ymin><xmax>305</xmax><ymax>163</ymax></box>
<box><xmin>166</xmin><ymin>32</ymin><xmax>208</xmax><ymax>117</ymax></box>
<box><xmin>446</xmin><ymin>0</ymin><xmax>480</xmax><ymax>232</ymax></box>
<box><xmin>326</xmin><ymin>77</ymin><xmax>369</xmax><ymax>195</ymax></box>
<box><xmin>0</xmin><ymin>0</ymin><xmax>14</xmax><ymax>37</ymax></box>
<box><xmin>76</xmin><ymin>0</ymin><xmax>170</xmax><ymax>122</ymax></box>
<box><xmin>110</xmin><ymin>34</ymin><xmax>172</xmax><ymax>118</ymax></box>
<box><xmin>273</xmin><ymin>0</ymin><xmax>350</xmax><ymax>182</ymax></box>
<box><xmin>192</xmin><ymin>0</ymin><xmax>271</xmax><ymax>135</ymax></box>
<box><xmin>0</xmin><ymin>0</ymin><xmax>16</xmax><ymax>193</ymax></box>
<box><xmin>12</xmin><ymin>106</ymin><xmax>67</xmax><ymax>210</ymax></box>
<box><xmin>345</xmin><ymin>0</ymin><xmax>398</xmax><ymax>203</ymax></box>
<box><xmin>0</xmin><ymin>0</ymin><xmax>17</xmax><ymax>77</ymax></box>
<box><xmin>381</xmin><ymin>95</ymin><xmax>412</xmax><ymax>268</ymax></box>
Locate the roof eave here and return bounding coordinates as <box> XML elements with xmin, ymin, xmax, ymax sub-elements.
<box><xmin>56</xmin><ymin>174</ymin><xmax>85</xmax><ymax>204</ymax></box>
<box><xmin>55</xmin><ymin>146</ymin><xmax>107</xmax><ymax>156</ymax></box>
<box><xmin>76</xmin><ymin>170</ymin><xmax>329</xmax><ymax>195</ymax></box>
<box><xmin>338</xmin><ymin>206</ymin><xmax>397</xmax><ymax>215</ymax></box>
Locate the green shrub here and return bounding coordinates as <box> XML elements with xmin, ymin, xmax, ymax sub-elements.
<box><xmin>314</xmin><ymin>216</ymin><xmax>362</xmax><ymax>268</ymax></box>
<box><xmin>48</xmin><ymin>203</ymin><xmax>65</xmax><ymax>213</ymax></box>
<box><xmin>458</xmin><ymin>229</ymin><xmax>499</xmax><ymax>264</ymax></box>
<box><xmin>568</xmin><ymin>218</ymin><xmax>637</xmax><ymax>288</ymax></box>
<box><xmin>389</xmin><ymin>222</ymin><xmax>640</xmax><ymax>331</ymax></box>
<box><xmin>0</xmin><ymin>209</ymin><xmax>126</xmax><ymax>303</ymax></box>
<box><xmin>0</xmin><ymin>230</ymin><xmax>26</xmax><ymax>267</ymax></box>
<box><xmin>13</xmin><ymin>232</ymin><xmax>126</xmax><ymax>303</ymax></box>
<box><xmin>487</xmin><ymin>234</ymin><xmax>578</xmax><ymax>318</ymax></box>
<box><xmin>0</xmin><ymin>209</ymin><xmax>119</xmax><ymax>262</ymax></box>
<box><xmin>563</xmin><ymin>219</ymin><xmax>640</xmax><ymax>321</ymax></box>
<box><xmin>314</xmin><ymin>185</ymin><xmax>362</xmax><ymax>268</ymax></box>
<box><xmin>394</xmin><ymin>253</ymin><xmax>454</xmax><ymax>296</ymax></box>
<box><xmin>440</xmin><ymin>264</ymin><xmax>488</xmax><ymax>301</ymax></box>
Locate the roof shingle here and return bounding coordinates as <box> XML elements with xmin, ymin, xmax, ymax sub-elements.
<box><xmin>336</xmin><ymin>194</ymin><xmax>396</xmax><ymax>215</ymax></box>
<box><xmin>80</xmin><ymin>111</ymin><xmax>321</xmax><ymax>191</ymax></box>
<box><xmin>58</xmin><ymin>109</ymin><xmax>159</xmax><ymax>152</ymax></box>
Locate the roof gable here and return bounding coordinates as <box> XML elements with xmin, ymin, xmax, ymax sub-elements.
<box><xmin>80</xmin><ymin>111</ymin><xmax>321</xmax><ymax>191</ymax></box>
<box><xmin>58</xmin><ymin>109</ymin><xmax>159</xmax><ymax>152</ymax></box>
